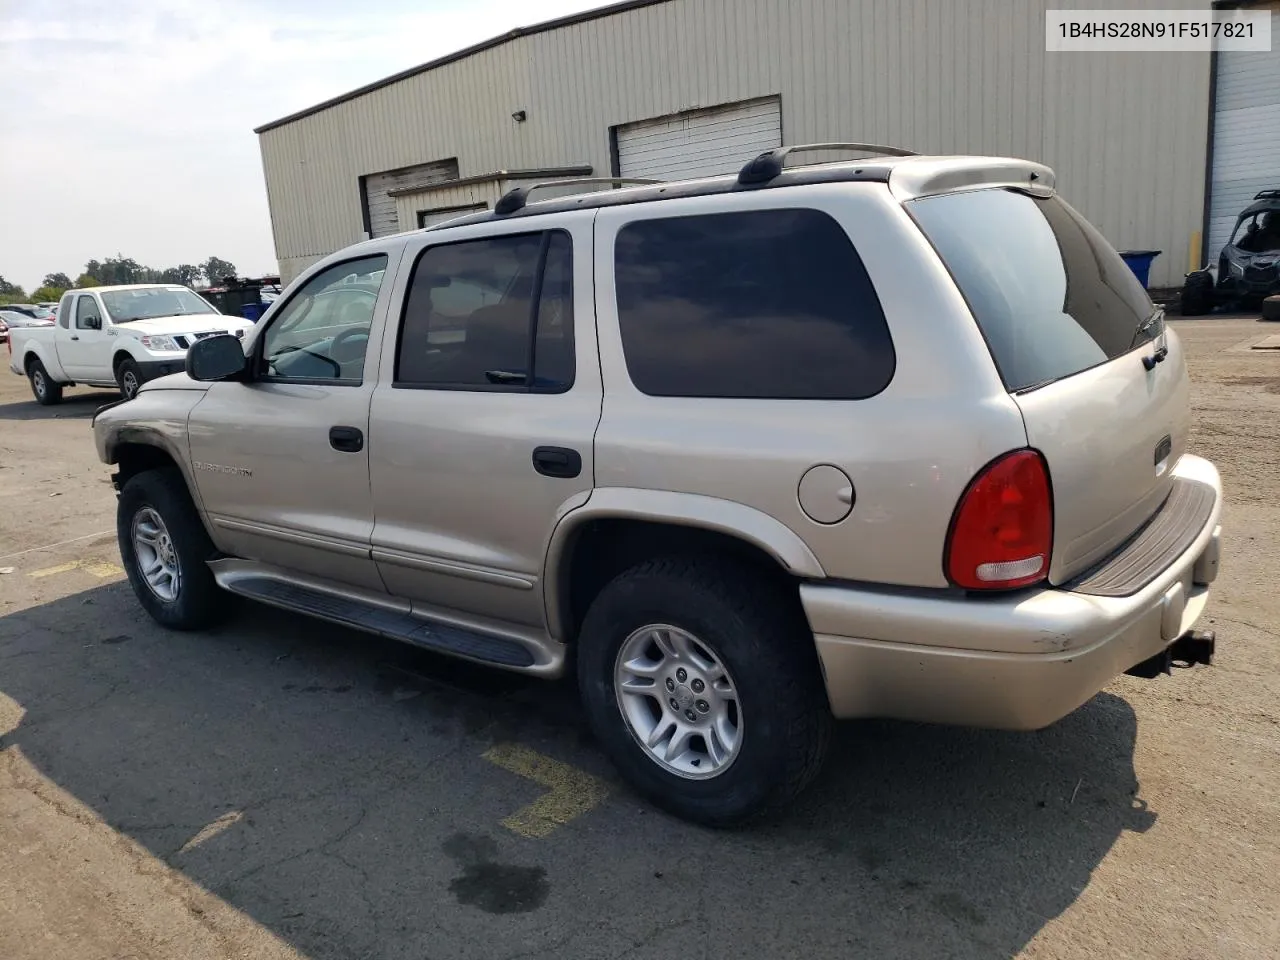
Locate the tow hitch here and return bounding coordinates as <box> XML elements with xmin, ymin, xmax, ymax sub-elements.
<box><xmin>1125</xmin><ymin>630</ymin><xmax>1216</xmax><ymax>679</ymax></box>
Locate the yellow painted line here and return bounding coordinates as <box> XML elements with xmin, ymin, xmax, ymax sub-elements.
<box><xmin>28</xmin><ymin>562</ymin><xmax>82</xmax><ymax>579</ymax></box>
<box><xmin>82</xmin><ymin>561</ymin><xmax>125</xmax><ymax>578</ymax></box>
<box><xmin>482</xmin><ymin>743</ymin><xmax>609</xmax><ymax>839</ymax></box>
<box><xmin>28</xmin><ymin>559</ymin><xmax>124</xmax><ymax>580</ymax></box>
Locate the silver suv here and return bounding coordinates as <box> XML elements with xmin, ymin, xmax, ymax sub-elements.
<box><xmin>92</xmin><ymin>145</ymin><xmax>1224</xmax><ymax>825</ymax></box>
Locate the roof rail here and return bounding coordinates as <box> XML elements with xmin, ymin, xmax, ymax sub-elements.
<box><xmin>1254</xmin><ymin>189</ymin><xmax>1280</xmax><ymax>201</ymax></box>
<box><xmin>495</xmin><ymin>177</ymin><xmax>662</xmax><ymax>215</ymax></box>
<box><xmin>738</xmin><ymin>142</ymin><xmax>918</xmax><ymax>186</ymax></box>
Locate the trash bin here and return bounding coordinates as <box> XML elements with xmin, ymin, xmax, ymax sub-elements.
<box><xmin>1119</xmin><ymin>250</ymin><xmax>1162</xmax><ymax>290</ymax></box>
<box><xmin>240</xmin><ymin>302</ymin><xmax>264</xmax><ymax>322</ymax></box>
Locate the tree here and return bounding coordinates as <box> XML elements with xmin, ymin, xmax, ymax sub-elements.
<box><xmin>32</xmin><ymin>285</ymin><xmax>67</xmax><ymax>303</ymax></box>
<box><xmin>0</xmin><ymin>275</ymin><xmax>25</xmax><ymax>297</ymax></box>
<box><xmin>159</xmin><ymin>264</ymin><xmax>203</xmax><ymax>287</ymax></box>
<box><xmin>200</xmin><ymin>256</ymin><xmax>237</xmax><ymax>286</ymax></box>
<box><xmin>74</xmin><ymin>273</ymin><xmax>101</xmax><ymax>288</ymax></box>
<box><xmin>41</xmin><ymin>272</ymin><xmax>73</xmax><ymax>290</ymax></box>
<box><xmin>99</xmin><ymin>256</ymin><xmax>143</xmax><ymax>285</ymax></box>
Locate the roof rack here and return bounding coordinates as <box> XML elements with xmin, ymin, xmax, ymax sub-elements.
<box><xmin>738</xmin><ymin>142</ymin><xmax>918</xmax><ymax>186</ymax></box>
<box><xmin>1254</xmin><ymin>190</ymin><xmax>1280</xmax><ymax>201</ymax></box>
<box><xmin>495</xmin><ymin>177</ymin><xmax>663</xmax><ymax>215</ymax></box>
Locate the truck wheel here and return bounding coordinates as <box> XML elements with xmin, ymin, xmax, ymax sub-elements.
<box><xmin>116</xmin><ymin>357</ymin><xmax>143</xmax><ymax>400</ymax></box>
<box><xmin>117</xmin><ymin>468</ymin><xmax>226</xmax><ymax>631</ymax></box>
<box><xmin>576</xmin><ymin>557</ymin><xmax>832</xmax><ymax>826</ymax></box>
<box><xmin>27</xmin><ymin>358</ymin><xmax>63</xmax><ymax>406</ymax></box>
<box><xmin>1180</xmin><ymin>272</ymin><xmax>1214</xmax><ymax>317</ymax></box>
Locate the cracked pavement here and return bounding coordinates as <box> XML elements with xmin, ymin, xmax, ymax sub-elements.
<box><xmin>2</xmin><ymin>318</ymin><xmax>1279</xmax><ymax>959</ymax></box>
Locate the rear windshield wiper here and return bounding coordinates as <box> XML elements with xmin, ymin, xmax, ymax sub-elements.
<box><xmin>1130</xmin><ymin>307</ymin><xmax>1165</xmax><ymax>349</ymax></box>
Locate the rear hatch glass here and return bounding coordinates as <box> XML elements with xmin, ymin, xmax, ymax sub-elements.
<box><xmin>908</xmin><ymin>188</ymin><xmax>1188</xmax><ymax>583</ymax></box>
<box><xmin>907</xmin><ymin>188</ymin><xmax>1159</xmax><ymax>391</ymax></box>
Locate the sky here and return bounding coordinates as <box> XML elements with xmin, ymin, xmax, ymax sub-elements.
<box><xmin>0</xmin><ymin>0</ymin><xmax>606</xmax><ymax>292</ymax></box>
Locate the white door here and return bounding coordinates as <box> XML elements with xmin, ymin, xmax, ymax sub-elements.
<box><xmin>364</xmin><ymin>159</ymin><xmax>459</xmax><ymax>238</ymax></box>
<box><xmin>59</xmin><ymin>293</ymin><xmax>112</xmax><ymax>381</ymax></box>
<box><xmin>1207</xmin><ymin>2</ymin><xmax>1280</xmax><ymax>260</ymax></box>
<box><xmin>616</xmin><ymin>97</ymin><xmax>782</xmax><ymax>181</ymax></box>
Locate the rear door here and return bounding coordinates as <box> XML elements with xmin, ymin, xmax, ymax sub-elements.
<box><xmin>908</xmin><ymin>187</ymin><xmax>1185</xmax><ymax>583</ymax></box>
<box><xmin>368</xmin><ymin>210</ymin><xmax>601</xmax><ymax>627</ymax></box>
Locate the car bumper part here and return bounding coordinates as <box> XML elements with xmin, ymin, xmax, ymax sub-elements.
<box><xmin>804</xmin><ymin>454</ymin><xmax>1222</xmax><ymax>731</ymax></box>
<box><xmin>136</xmin><ymin>358</ymin><xmax>187</xmax><ymax>382</ymax></box>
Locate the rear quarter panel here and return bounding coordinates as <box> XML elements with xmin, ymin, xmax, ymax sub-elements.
<box><xmin>591</xmin><ymin>182</ymin><xmax>1029</xmax><ymax>589</ymax></box>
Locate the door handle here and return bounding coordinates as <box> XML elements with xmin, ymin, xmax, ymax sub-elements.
<box><xmin>329</xmin><ymin>425</ymin><xmax>364</xmax><ymax>453</ymax></box>
<box><xmin>70</xmin><ymin>335</ymin><xmax>79</xmax><ymax>340</ymax></box>
<box><xmin>532</xmin><ymin>446</ymin><xmax>582</xmax><ymax>479</ymax></box>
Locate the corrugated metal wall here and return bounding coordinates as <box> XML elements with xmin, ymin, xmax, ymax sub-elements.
<box><xmin>259</xmin><ymin>0</ymin><xmax>1212</xmax><ymax>288</ymax></box>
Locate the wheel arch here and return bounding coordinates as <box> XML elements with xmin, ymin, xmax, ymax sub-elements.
<box><xmin>103</xmin><ymin>429</ymin><xmax>214</xmax><ymax>540</ymax></box>
<box><xmin>544</xmin><ymin>489</ymin><xmax>825</xmax><ymax>643</ymax></box>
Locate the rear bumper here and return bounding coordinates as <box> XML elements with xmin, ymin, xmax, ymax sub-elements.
<box><xmin>805</xmin><ymin>454</ymin><xmax>1222</xmax><ymax>731</ymax></box>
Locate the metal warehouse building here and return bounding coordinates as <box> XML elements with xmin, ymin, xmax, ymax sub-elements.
<box><xmin>255</xmin><ymin>0</ymin><xmax>1280</xmax><ymax>290</ymax></box>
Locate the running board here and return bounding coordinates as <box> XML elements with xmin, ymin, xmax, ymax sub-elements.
<box><xmin>208</xmin><ymin>559</ymin><xmax>562</xmax><ymax>674</ymax></box>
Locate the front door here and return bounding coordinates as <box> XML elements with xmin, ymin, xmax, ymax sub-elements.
<box><xmin>368</xmin><ymin>211</ymin><xmax>601</xmax><ymax>626</ymax></box>
<box><xmin>187</xmin><ymin>252</ymin><xmax>398</xmax><ymax>592</ymax></box>
<box><xmin>59</xmin><ymin>293</ymin><xmax>112</xmax><ymax>381</ymax></box>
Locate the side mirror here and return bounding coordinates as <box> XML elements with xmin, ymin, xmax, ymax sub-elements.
<box><xmin>84</xmin><ymin>316</ymin><xmax>101</xmax><ymax>330</ymax></box>
<box><xmin>187</xmin><ymin>333</ymin><xmax>248</xmax><ymax>382</ymax></box>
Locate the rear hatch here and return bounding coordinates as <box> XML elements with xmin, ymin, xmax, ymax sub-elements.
<box><xmin>908</xmin><ymin>187</ymin><xmax>1188</xmax><ymax>584</ymax></box>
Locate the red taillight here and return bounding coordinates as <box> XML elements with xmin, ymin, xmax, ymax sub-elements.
<box><xmin>945</xmin><ymin>449</ymin><xmax>1053</xmax><ymax>591</ymax></box>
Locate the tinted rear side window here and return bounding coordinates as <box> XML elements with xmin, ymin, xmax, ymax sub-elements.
<box><xmin>909</xmin><ymin>189</ymin><xmax>1157</xmax><ymax>393</ymax></box>
<box><xmin>613</xmin><ymin>209</ymin><xmax>894</xmax><ymax>399</ymax></box>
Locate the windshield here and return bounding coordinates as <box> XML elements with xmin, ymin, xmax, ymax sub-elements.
<box><xmin>100</xmin><ymin>287</ymin><xmax>217</xmax><ymax>322</ymax></box>
<box><xmin>908</xmin><ymin>188</ymin><xmax>1157</xmax><ymax>393</ymax></box>
<box><xmin>1229</xmin><ymin>212</ymin><xmax>1280</xmax><ymax>253</ymax></box>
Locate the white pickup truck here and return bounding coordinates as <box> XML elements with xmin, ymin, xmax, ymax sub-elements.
<box><xmin>8</xmin><ymin>284</ymin><xmax>252</xmax><ymax>404</ymax></box>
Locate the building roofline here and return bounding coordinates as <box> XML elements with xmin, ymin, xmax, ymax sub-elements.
<box><xmin>253</xmin><ymin>0</ymin><xmax>672</xmax><ymax>135</ymax></box>
<box><xmin>385</xmin><ymin>165</ymin><xmax>594</xmax><ymax>197</ymax></box>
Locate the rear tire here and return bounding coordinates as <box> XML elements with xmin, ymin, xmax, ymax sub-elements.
<box><xmin>1180</xmin><ymin>272</ymin><xmax>1214</xmax><ymax>317</ymax></box>
<box><xmin>116</xmin><ymin>356</ymin><xmax>143</xmax><ymax>400</ymax></box>
<box><xmin>576</xmin><ymin>556</ymin><xmax>831</xmax><ymax>826</ymax></box>
<box><xmin>27</xmin><ymin>358</ymin><xmax>63</xmax><ymax>406</ymax></box>
<box><xmin>118</xmin><ymin>468</ymin><xmax>226</xmax><ymax>630</ymax></box>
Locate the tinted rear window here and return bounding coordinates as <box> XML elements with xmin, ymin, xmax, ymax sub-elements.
<box><xmin>613</xmin><ymin>208</ymin><xmax>895</xmax><ymax>399</ymax></box>
<box><xmin>908</xmin><ymin>189</ymin><xmax>1157</xmax><ymax>392</ymax></box>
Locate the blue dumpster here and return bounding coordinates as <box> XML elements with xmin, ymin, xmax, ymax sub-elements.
<box><xmin>240</xmin><ymin>302</ymin><xmax>264</xmax><ymax>322</ymax></box>
<box><xmin>1119</xmin><ymin>250</ymin><xmax>1162</xmax><ymax>290</ymax></box>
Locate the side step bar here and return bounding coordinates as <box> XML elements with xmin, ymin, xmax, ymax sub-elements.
<box><xmin>208</xmin><ymin>559</ymin><xmax>564</xmax><ymax>676</ymax></box>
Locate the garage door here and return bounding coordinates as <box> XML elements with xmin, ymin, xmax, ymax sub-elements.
<box><xmin>363</xmin><ymin>159</ymin><xmax>459</xmax><ymax>238</ymax></box>
<box><xmin>417</xmin><ymin>204</ymin><xmax>487</xmax><ymax>229</ymax></box>
<box><xmin>616</xmin><ymin>97</ymin><xmax>782</xmax><ymax>181</ymax></box>
<box><xmin>1207</xmin><ymin>2</ymin><xmax>1280</xmax><ymax>261</ymax></box>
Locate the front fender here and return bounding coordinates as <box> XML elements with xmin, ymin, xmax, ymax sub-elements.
<box><xmin>93</xmin><ymin>390</ymin><xmax>207</xmax><ymax>512</ymax></box>
<box><xmin>541</xmin><ymin>487</ymin><xmax>827</xmax><ymax>640</ymax></box>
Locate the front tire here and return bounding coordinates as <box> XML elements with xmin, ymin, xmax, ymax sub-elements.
<box><xmin>28</xmin><ymin>359</ymin><xmax>63</xmax><ymax>406</ymax></box>
<box><xmin>576</xmin><ymin>557</ymin><xmax>832</xmax><ymax>826</ymax></box>
<box><xmin>116</xmin><ymin>357</ymin><xmax>143</xmax><ymax>400</ymax></box>
<box><xmin>118</xmin><ymin>468</ymin><xmax>226</xmax><ymax>630</ymax></box>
